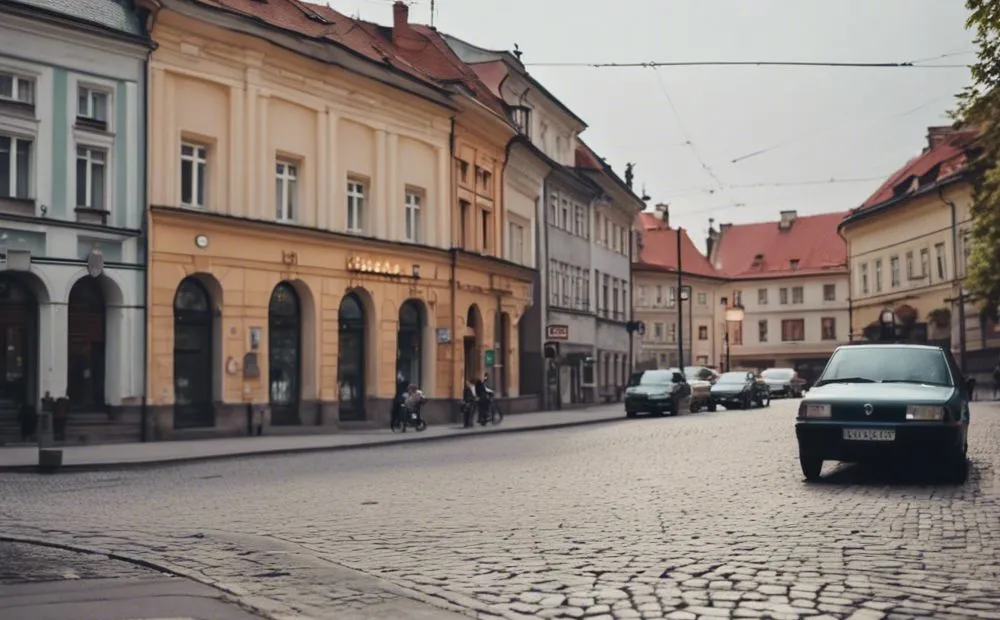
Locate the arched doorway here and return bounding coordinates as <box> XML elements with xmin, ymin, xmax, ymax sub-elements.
<box><xmin>173</xmin><ymin>277</ymin><xmax>214</xmax><ymax>429</ymax></box>
<box><xmin>268</xmin><ymin>282</ymin><xmax>301</xmax><ymax>426</ymax></box>
<box><xmin>464</xmin><ymin>304</ymin><xmax>482</xmax><ymax>383</ymax></box>
<box><xmin>0</xmin><ymin>275</ymin><xmax>36</xmax><ymax>412</ymax></box>
<box><xmin>338</xmin><ymin>293</ymin><xmax>366</xmax><ymax>421</ymax></box>
<box><xmin>67</xmin><ymin>277</ymin><xmax>105</xmax><ymax>410</ymax></box>
<box><xmin>396</xmin><ymin>300</ymin><xmax>423</xmax><ymax>393</ymax></box>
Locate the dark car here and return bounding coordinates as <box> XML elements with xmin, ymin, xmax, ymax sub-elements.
<box><xmin>761</xmin><ymin>368</ymin><xmax>806</xmax><ymax>398</ymax></box>
<box><xmin>795</xmin><ymin>344</ymin><xmax>972</xmax><ymax>482</ymax></box>
<box><xmin>625</xmin><ymin>369</ymin><xmax>692</xmax><ymax>418</ymax></box>
<box><xmin>710</xmin><ymin>370</ymin><xmax>770</xmax><ymax>409</ymax></box>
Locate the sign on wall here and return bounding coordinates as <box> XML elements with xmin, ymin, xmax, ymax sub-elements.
<box><xmin>546</xmin><ymin>325</ymin><xmax>569</xmax><ymax>340</ymax></box>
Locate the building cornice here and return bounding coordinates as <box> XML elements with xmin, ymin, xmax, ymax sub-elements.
<box><xmin>839</xmin><ymin>173</ymin><xmax>968</xmax><ymax>232</ymax></box>
<box><xmin>0</xmin><ymin>1</ymin><xmax>152</xmax><ymax>57</ymax></box>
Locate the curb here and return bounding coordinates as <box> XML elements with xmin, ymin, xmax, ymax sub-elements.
<box><xmin>0</xmin><ymin>533</ymin><xmax>284</xmax><ymax>619</ymax></box>
<box><xmin>0</xmin><ymin>415</ymin><xmax>625</xmax><ymax>474</ymax></box>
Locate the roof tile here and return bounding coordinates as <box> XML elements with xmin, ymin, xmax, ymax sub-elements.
<box><xmin>712</xmin><ymin>211</ymin><xmax>848</xmax><ymax>279</ymax></box>
<box><xmin>636</xmin><ymin>224</ymin><xmax>720</xmax><ymax>279</ymax></box>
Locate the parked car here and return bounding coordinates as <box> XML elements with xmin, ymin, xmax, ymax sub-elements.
<box><xmin>761</xmin><ymin>368</ymin><xmax>806</xmax><ymax>398</ymax></box>
<box><xmin>795</xmin><ymin>344</ymin><xmax>972</xmax><ymax>482</ymax></box>
<box><xmin>624</xmin><ymin>369</ymin><xmax>692</xmax><ymax>418</ymax></box>
<box><xmin>682</xmin><ymin>367</ymin><xmax>717</xmax><ymax>412</ymax></box>
<box><xmin>710</xmin><ymin>370</ymin><xmax>770</xmax><ymax>410</ymax></box>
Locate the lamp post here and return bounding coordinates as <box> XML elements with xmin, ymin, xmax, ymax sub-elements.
<box><xmin>723</xmin><ymin>302</ymin><xmax>745</xmax><ymax>373</ymax></box>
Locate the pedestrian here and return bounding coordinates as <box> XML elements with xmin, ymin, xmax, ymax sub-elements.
<box><xmin>993</xmin><ymin>360</ymin><xmax>1000</xmax><ymax>400</ymax></box>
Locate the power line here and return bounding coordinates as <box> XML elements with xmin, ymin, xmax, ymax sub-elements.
<box><xmin>652</xmin><ymin>68</ymin><xmax>726</xmax><ymax>191</ymax></box>
<box><xmin>662</xmin><ymin>175</ymin><xmax>889</xmax><ymax>199</ymax></box>
<box><xmin>525</xmin><ymin>60</ymin><xmax>967</xmax><ymax>69</ymax></box>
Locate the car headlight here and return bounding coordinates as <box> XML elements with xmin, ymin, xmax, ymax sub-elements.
<box><xmin>906</xmin><ymin>405</ymin><xmax>945</xmax><ymax>421</ymax></box>
<box><xmin>799</xmin><ymin>403</ymin><xmax>831</xmax><ymax>419</ymax></box>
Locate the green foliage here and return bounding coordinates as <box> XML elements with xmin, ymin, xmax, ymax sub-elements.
<box><xmin>958</xmin><ymin>0</ymin><xmax>1000</xmax><ymax>322</ymax></box>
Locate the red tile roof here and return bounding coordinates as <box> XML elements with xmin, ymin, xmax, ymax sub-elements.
<box><xmin>855</xmin><ymin>127</ymin><xmax>977</xmax><ymax>212</ymax></box>
<box><xmin>574</xmin><ymin>142</ymin><xmax>603</xmax><ymax>170</ymax></box>
<box><xmin>639</xmin><ymin>212</ymin><xmax>667</xmax><ymax>230</ymax></box>
<box><xmin>469</xmin><ymin>60</ymin><xmax>507</xmax><ymax>99</ymax></box>
<box><xmin>711</xmin><ymin>211</ymin><xmax>848</xmax><ymax>279</ymax></box>
<box><xmin>636</xmin><ymin>225</ymin><xmax>720</xmax><ymax>279</ymax></box>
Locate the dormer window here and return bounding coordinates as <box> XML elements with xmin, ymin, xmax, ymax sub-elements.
<box><xmin>790</xmin><ymin>259</ymin><xmax>799</xmax><ymax>271</ymax></box>
<box><xmin>511</xmin><ymin>106</ymin><xmax>531</xmax><ymax>138</ymax></box>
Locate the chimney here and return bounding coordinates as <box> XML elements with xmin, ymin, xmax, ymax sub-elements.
<box><xmin>392</xmin><ymin>1</ymin><xmax>410</xmax><ymax>46</ymax></box>
<box><xmin>779</xmin><ymin>210</ymin><xmax>797</xmax><ymax>230</ymax></box>
<box><xmin>927</xmin><ymin>126</ymin><xmax>957</xmax><ymax>151</ymax></box>
<box><xmin>654</xmin><ymin>203</ymin><xmax>669</xmax><ymax>228</ymax></box>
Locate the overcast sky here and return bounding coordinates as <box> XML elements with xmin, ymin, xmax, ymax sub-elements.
<box><xmin>331</xmin><ymin>0</ymin><xmax>974</xmax><ymax>247</ymax></box>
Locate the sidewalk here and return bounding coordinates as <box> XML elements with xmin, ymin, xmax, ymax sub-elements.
<box><xmin>0</xmin><ymin>405</ymin><xmax>624</xmax><ymax>472</ymax></box>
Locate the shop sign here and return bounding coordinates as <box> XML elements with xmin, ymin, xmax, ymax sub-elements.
<box><xmin>484</xmin><ymin>349</ymin><xmax>495</xmax><ymax>367</ymax></box>
<box><xmin>546</xmin><ymin>325</ymin><xmax>569</xmax><ymax>340</ymax></box>
<box><xmin>347</xmin><ymin>255</ymin><xmax>402</xmax><ymax>277</ymax></box>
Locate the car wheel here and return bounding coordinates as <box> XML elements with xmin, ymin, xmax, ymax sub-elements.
<box><xmin>626</xmin><ymin>410</ymin><xmax>637</xmax><ymax>418</ymax></box>
<box><xmin>760</xmin><ymin>392</ymin><xmax>771</xmax><ymax>407</ymax></box>
<box><xmin>708</xmin><ymin>402</ymin><xmax>717</xmax><ymax>412</ymax></box>
<box><xmin>800</xmin><ymin>457</ymin><xmax>823</xmax><ymax>481</ymax></box>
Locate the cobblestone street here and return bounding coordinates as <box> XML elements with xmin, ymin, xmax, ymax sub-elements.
<box><xmin>2</xmin><ymin>399</ymin><xmax>1000</xmax><ymax>620</ymax></box>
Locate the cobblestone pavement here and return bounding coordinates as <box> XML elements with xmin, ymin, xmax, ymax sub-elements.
<box><xmin>2</xmin><ymin>400</ymin><xmax>1000</xmax><ymax>620</ymax></box>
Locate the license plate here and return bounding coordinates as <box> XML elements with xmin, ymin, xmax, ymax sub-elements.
<box><xmin>843</xmin><ymin>428</ymin><xmax>895</xmax><ymax>442</ymax></box>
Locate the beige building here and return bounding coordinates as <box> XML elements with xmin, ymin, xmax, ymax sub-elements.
<box><xmin>633</xmin><ymin>208</ymin><xmax>726</xmax><ymax>370</ymax></box>
<box><xmin>840</xmin><ymin>126</ymin><xmax>1000</xmax><ymax>375</ymax></box>
<box><xmin>708</xmin><ymin>210</ymin><xmax>850</xmax><ymax>382</ymax></box>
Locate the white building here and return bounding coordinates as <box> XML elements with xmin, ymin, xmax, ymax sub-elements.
<box><xmin>0</xmin><ymin>0</ymin><xmax>149</xmax><ymax>443</ymax></box>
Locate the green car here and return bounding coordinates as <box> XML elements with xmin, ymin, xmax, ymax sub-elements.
<box><xmin>624</xmin><ymin>369</ymin><xmax>692</xmax><ymax>418</ymax></box>
<box><xmin>795</xmin><ymin>344</ymin><xmax>972</xmax><ymax>482</ymax></box>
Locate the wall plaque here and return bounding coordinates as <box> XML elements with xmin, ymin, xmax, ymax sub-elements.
<box><xmin>347</xmin><ymin>255</ymin><xmax>403</xmax><ymax>276</ymax></box>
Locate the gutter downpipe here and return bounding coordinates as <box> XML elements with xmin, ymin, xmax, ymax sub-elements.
<box><xmin>449</xmin><ymin>117</ymin><xmax>464</xmax><ymax>424</ymax></box>
<box><xmin>939</xmin><ymin>186</ymin><xmax>968</xmax><ymax>371</ymax></box>
<box><xmin>837</xmin><ymin>226</ymin><xmax>854</xmax><ymax>342</ymax></box>
<box><xmin>140</xmin><ymin>10</ymin><xmax>160</xmax><ymax>443</ymax></box>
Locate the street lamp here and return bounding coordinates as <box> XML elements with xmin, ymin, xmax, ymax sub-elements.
<box><xmin>722</xmin><ymin>298</ymin><xmax>745</xmax><ymax>373</ymax></box>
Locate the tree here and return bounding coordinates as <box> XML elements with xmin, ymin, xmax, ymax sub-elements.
<box><xmin>958</xmin><ymin>0</ymin><xmax>1000</xmax><ymax>322</ymax></box>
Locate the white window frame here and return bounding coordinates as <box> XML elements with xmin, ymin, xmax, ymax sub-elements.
<box><xmin>404</xmin><ymin>190</ymin><xmax>421</xmax><ymax>242</ymax></box>
<box><xmin>180</xmin><ymin>142</ymin><xmax>208</xmax><ymax>209</ymax></box>
<box><xmin>76</xmin><ymin>145</ymin><xmax>107</xmax><ymax>210</ymax></box>
<box><xmin>0</xmin><ymin>134</ymin><xmax>33</xmax><ymax>199</ymax></box>
<box><xmin>275</xmin><ymin>159</ymin><xmax>298</xmax><ymax>222</ymax></box>
<box><xmin>508</xmin><ymin>220</ymin><xmax>525</xmax><ymax>264</ymax></box>
<box><xmin>77</xmin><ymin>85</ymin><xmax>110</xmax><ymax>123</ymax></box>
<box><xmin>347</xmin><ymin>179</ymin><xmax>365</xmax><ymax>233</ymax></box>
<box><xmin>0</xmin><ymin>70</ymin><xmax>34</xmax><ymax>105</ymax></box>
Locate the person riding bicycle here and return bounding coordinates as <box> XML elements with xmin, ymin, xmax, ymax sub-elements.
<box><xmin>403</xmin><ymin>383</ymin><xmax>425</xmax><ymax>416</ymax></box>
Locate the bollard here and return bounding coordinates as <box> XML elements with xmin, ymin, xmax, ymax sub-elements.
<box><xmin>38</xmin><ymin>448</ymin><xmax>63</xmax><ymax>473</ymax></box>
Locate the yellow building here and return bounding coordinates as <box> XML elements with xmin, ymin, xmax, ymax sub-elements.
<box><xmin>141</xmin><ymin>0</ymin><xmax>532</xmax><ymax>438</ymax></box>
<box><xmin>841</xmin><ymin>126</ymin><xmax>1000</xmax><ymax>373</ymax></box>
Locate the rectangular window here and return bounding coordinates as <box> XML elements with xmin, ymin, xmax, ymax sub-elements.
<box><xmin>654</xmin><ymin>322</ymin><xmax>664</xmax><ymax>341</ymax></box>
<box><xmin>875</xmin><ymin>259</ymin><xmax>883</xmax><ymax>292</ymax></box>
<box><xmin>180</xmin><ymin>143</ymin><xmax>207</xmax><ymax>208</ymax></box>
<box><xmin>481</xmin><ymin>208</ymin><xmax>491</xmax><ymax>252</ymax></box>
<box><xmin>619</xmin><ymin>285</ymin><xmax>626</xmax><ymax>318</ymax></box>
<box><xmin>602</xmin><ymin>217</ymin><xmax>610</xmax><ymax>245</ymax></box>
<box><xmin>602</xmin><ymin>273</ymin><xmax>610</xmax><ymax>316</ymax></box>
<box><xmin>275</xmin><ymin>160</ymin><xmax>298</xmax><ymax>221</ymax></box>
<box><xmin>75</xmin><ymin>146</ymin><xmax>106</xmax><ymax>209</ymax></box>
<box><xmin>612</xmin><ymin>279</ymin><xmax>620</xmax><ymax>317</ymax></box>
<box><xmin>758</xmin><ymin>288</ymin><xmax>768</xmax><ymax>305</ymax></box>
<box><xmin>935</xmin><ymin>243</ymin><xmax>947</xmax><ymax>280</ymax></box>
<box><xmin>821</xmin><ymin>317</ymin><xmax>837</xmax><ymax>341</ymax></box>
<box><xmin>547</xmin><ymin>192</ymin><xmax>556</xmax><ymax>224</ymax></box>
<box><xmin>781</xmin><ymin>319</ymin><xmax>805</xmax><ymax>342</ymax></box>
<box><xmin>861</xmin><ymin>263</ymin><xmax>869</xmax><ymax>295</ymax></box>
<box><xmin>890</xmin><ymin>255</ymin><xmax>900</xmax><ymax>288</ymax></box>
<box><xmin>668</xmin><ymin>286</ymin><xmax>676</xmax><ymax>308</ymax></box>
<box><xmin>0</xmin><ymin>72</ymin><xmax>34</xmax><ymax>105</ymax></box>
<box><xmin>792</xmin><ymin>286</ymin><xmax>804</xmax><ymax>304</ymax></box>
<box><xmin>697</xmin><ymin>292</ymin><xmax>707</xmax><ymax>305</ymax></box>
<box><xmin>0</xmin><ymin>135</ymin><xmax>32</xmax><ymax>199</ymax></box>
<box><xmin>508</xmin><ymin>222</ymin><xmax>525</xmax><ymax>264</ymax></box>
<box><xmin>620</xmin><ymin>228</ymin><xmax>628</xmax><ymax>255</ymax></box>
<box><xmin>823</xmin><ymin>284</ymin><xmax>836</xmax><ymax>301</ymax></box>
<box><xmin>459</xmin><ymin>199</ymin><xmax>470</xmax><ymax>249</ymax></box>
<box><xmin>574</xmin><ymin>204</ymin><xmax>584</xmax><ymax>237</ymax></box>
<box><xmin>549</xmin><ymin>262</ymin><xmax>559</xmax><ymax>306</ymax></box>
<box><xmin>459</xmin><ymin>160</ymin><xmax>469</xmax><ymax>184</ymax></box>
<box><xmin>560</xmin><ymin>199</ymin><xmax>569</xmax><ymax>230</ymax></box>
<box><xmin>758</xmin><ymin>319</ymin><xmax>768</xmax><ymax>343</ymax></box>
<box><xmin>637</xmin><ymin>285</ymin><xmax>647</xmax><ymax>307</ymax></box>
<box><xmin>512</xmin><ymin>106</ymin><xmax>531</xmax><ymax>137</ymax></box>
<box><xmin>698</xmin><ymin>325</ymin><xmax>708</xmax><ymax>341</ymax></box>
<box><xmin>347</xmin><ymin>180</ymin><xmax>365</xmax><ymax>233</ymax></box>
<box><xmin>906</xmin><ymin>251</ymin><xmax>914</xmax><ymax>280</ymax></box>
<box><xmin>77</xmin><ymin>86</ymin><xmax>109</xmax><ymax>125</ymax></box>
<box><xmin>404</xmin><ymin>191</ymin><xmax>421</xmax><ymax>242</ymax></box>
<box><xmin>920</xmin><ymin>248</ymin><xmax>930</xmax><ymax>278</ymax></box>
<box><xmin>731</xmin><ymin>321</ymin><xmax>743</xmax><ymax>346</ymax></box>
<box><xmin>668</xmin><ymin>323</ymin><xmax>677</xmax><ymax>344</ymax></box>
<box><xmin>655</xmin><ymin>285</ymin><xmax>664</xmax><ymax>306</ymax></box>
<box><xmin>779</xmin><ymin>287</ymin><xmax>788</xmax><ymax>305</ymax></box>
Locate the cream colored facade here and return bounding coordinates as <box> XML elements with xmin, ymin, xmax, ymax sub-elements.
<box><xmin>633</xmin><ymin>272</ymin><xmax>725</xmax><ymax>369</ymax></box>
<box><xmin>724</xmin><ymin>274</ymin><xmax>850</xmax><ymax>371</ymax></box>
<box><xmin>144</xmin><ymin>5</ymin><xmax>532</xmax><ymax>438</ymax></box>
<box><xmin>842</xmin><ymin>181</ymin><xmax>998</xmax><ymax>365</ymax></box>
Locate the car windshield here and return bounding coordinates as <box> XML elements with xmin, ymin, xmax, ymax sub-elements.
<box><xmin>684</xmin><ymin>368</ymin><xmax>702</xmax><ymax>381</ymax></box>
<box><xmin>762</xmin><ymin>369</ymin><xmax>793</xmax><ymax>380</ymax></box>
<box><xmin>629</xmin><ymin>370</ymin><xmax>674</xmax><ymax>386</ymax></box>
<box><xmin>817</xmin><ymin>347</ymin><xmax>953</xmax><ymax>386</ymax></box>
<box><xmin>718</xmin><ymin>372</ymin><xmax>746</xmax><ymax>384</ymax></box>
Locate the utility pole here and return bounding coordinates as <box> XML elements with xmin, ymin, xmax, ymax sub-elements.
<box><xmin>677</xmin><ymin>227</ymin><xmax>684</xmax><ymax>374</ymax></box>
